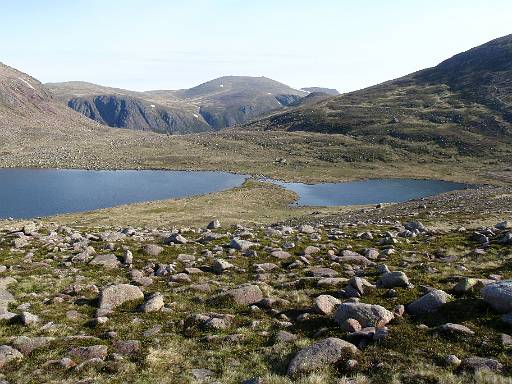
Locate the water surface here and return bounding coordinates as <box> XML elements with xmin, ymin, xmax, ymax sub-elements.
<box><xmin>0</xmin><ymin>169</ymin><xmax>472</xmax><ymax>219</ymax></box>
<box><xmin>272</xmin><ymin>178</ymin><xmax>470</xmax><ymax>206</ymax></box>
<box><xmin>0</xmin><ymin>169</ymin><xmax>247</xmax><ymax>219</ymax></box>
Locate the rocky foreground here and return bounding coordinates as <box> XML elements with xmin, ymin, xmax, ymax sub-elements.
<box><xmin>0</xmin><ymin>211</ymin><xmax>511</xmax><ymax>383</ymax></box>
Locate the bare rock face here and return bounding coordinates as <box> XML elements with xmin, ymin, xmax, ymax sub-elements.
<box><xmin>481</xmin><ymin>280</ymin><xmax>512</xmax><ymax>313</ymax></box>
<box><xmin>287</xmin><ymin>337</ymin><xmax>358</xmax><ymax>377</ymax></box>
<box><xmin>334</xmin><ymin>302</ymin><xmax>394</xmax><ymax>328</ymax></box>
<box><xmin>98</xmin><ymin>284</ymin><xmax>144</xmax><ymax>311</ymax></box>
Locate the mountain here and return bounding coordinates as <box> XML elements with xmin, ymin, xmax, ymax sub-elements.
<box><xmin>248</xmin><ymin>34</ymin><xmax>512</xmax><ymax>157</ymax></box>
<box><xmin>48</xmin><ymin>76</ymin><xmax>307</xmax><ymax>133</ymax></box>
<box><xmin>0</xmin><ymin>62</ymin><xmax>102</xmax><ymax>139</ymax></box>
<box><xmin>301</xmin><ymin>87</ymin><xmax>340</xmax><ymax>95</ymax></box>
<box><xmin>46</xmin><ymin>82</ymin><xmax>210</xmax><ymax>134</ymax></box>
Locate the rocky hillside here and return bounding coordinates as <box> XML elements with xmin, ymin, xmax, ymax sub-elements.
<box><xmin>48</xmin><ymin>76</ymin><xmax>308</xmax><ymax>133</ymax></box>
<box><xmin>248</xmin><ymin>34</ymin><xmax>512</xmax><ymax>158</ymax></box>
<box><xmin>0</xmin><ymin>184</ymin><xmax>511</xmax><ymax>383</ymax></box>
<box><xmin>0</xmin><ymin>63</ymin><xmax>105</xmax><ymax>143</ymax></box>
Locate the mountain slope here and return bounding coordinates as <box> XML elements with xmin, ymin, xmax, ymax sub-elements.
<box><xmin>49</xmin><ymin>76</ymin><xmax>308</xmax><ymax>133</ymax></box>
<box><xmin>46</xmin><ymin>82</ymin><xmax>210</xmax><ymax>134</ymax></box>
<box><xmin>301</xmin><ymin>87</ymin><xmax>340</xmax><ymax>95</ymax></box>
<box><xmin>247</xmin><ymin>34</ymin><xmax>512</xmax><ymax>157</ymax></box>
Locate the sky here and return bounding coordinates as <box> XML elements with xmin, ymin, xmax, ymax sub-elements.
<box><xmin>1</xmin><ymin>0</ymin><xmax>511</xmax><ymax>93</ymax></box>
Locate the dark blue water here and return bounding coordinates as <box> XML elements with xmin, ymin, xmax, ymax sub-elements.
<box><xmin>273</xmin><ymin>178</ymin><xmax>470</xmax><ymax>206</ymax></box>
<box><xmin>0</xmin><ymin>169</ymin><xmax>471</xmax><ymax>219</ymax></box>
<box><xmin>0</xmin><ymin>169</ymin><xmax>247</xmax><ymax>219</ymax></box>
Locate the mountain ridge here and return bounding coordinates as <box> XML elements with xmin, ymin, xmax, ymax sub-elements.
<box><xmin>47</xmin><ymin>76</ymin><xmax>310</xmax><ymax>133</ymax></box>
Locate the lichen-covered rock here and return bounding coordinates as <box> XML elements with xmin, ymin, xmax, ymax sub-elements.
<box><xmin>407</xmin><ymin>290</ymin><xmax>452</xmax><ymax>316</ymax></box>
<box><xmin>481</xmin><ymin>280</ymin><xmax>512</xmax><ymax>313</ymax></box>
<box><xmin>98</xmin><ymin>284</ymin><xmax>144</xmax><ymax>311</ymax></box>
<box><xmin>287</xmin><ymin>337</ymin><xmax>358</xmax><ymax>377</ymax></box>
<box><xmin>334</xmin><ymin>302</ymin><xmax>394</xmax><ymax>328</ymax></box>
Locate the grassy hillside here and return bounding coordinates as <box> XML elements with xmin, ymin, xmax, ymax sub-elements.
<box><xmin>247</xmin><ymin>34</ymin><xmax>512</xmax><ymax>160</ymax></box>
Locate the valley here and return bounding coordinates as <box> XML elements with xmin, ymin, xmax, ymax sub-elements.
<box><xmin>0</xmin><ymin>30</ymin><xmax>512</xmax><ymax>384</ymax></box>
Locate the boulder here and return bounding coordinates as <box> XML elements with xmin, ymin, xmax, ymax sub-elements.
<box><xmin>314</xmin><ymin>295</ymin><xmax>341</xmax><ymax>316</ymax></box>
<box><xmin>68</xmin><ymin>345</ymin><xmax>108</xmax><ymax>361</ymax></box>
<box><xmin>377</xmin><ymin>271</ymin><xmax>410</xmax><ymax>288</ymax></box>
<box><xmin>140</xmin><ymin>292</ymin><xmax>164</xmax><ymax>313</ymax></box>
<box><xmin>0</xmin><ymin>345</ymin><xmax>22</xmax><ymax>368</ymax></box>
<box><xmin>89</xmin><ymin>254</ymin><xmax>121</xmax><ymax>268</ymax></box>
<box><xmin>219</xmin><ymin>285</ymin><xmax>263</xmax><ymax>305</ymax></box>
<box><xmin>230</xmin><ymin>238</ymin><xmax>256</xmax><ymax>251</ymax></box>
<box><xmin>98</xmin><ymin>284</ymin><xmax>144</xmax><ymax>311</ymax></box>
<box><xmin>142</xmin><ymin>244</ymin><xmax>164</xmax><ymax>256</ymax></box>
<box><xmin>334</xmin><ymin>302</ymin><xmax>394</xmax><ymax>328</ymax></box>
<box><xmin>212</xmin><ymin>259</ymin><xmax>233</xmax><ymax>274</ymax></box>
<box><xmin>407</xmin><ymin>290</ymin><xmax>452</xmax><ymax>316</ymax></box>
<box><xmin>481</xmin><ymin>280</ymin><xmax>512</xmax><ymax>313</ymax></box>
<box><xmin>460</xmin><ymin>356</ymin><xmax>503</xmax><ymax>373</ymax></box>
<box><xmin>287</xmin><ymin>337</ymin><xmax>358</xmax><ymax>377</ymax></box>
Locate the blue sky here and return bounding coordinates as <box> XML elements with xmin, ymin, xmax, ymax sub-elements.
<box><xmin>1</xmin><ymin>0</ymin><xmax>511</xmax><ymax>92</ymax></box>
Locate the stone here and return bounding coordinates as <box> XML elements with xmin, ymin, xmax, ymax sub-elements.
<box><xmin>68</xmin><ymin>345</ymin><xmax>108</xmax><ymax>361</ymax></box>
<box><xmin>19</xmin><ymin>311</ymin><xmax>39</xmax><ymax>326</ymax></box>
<box><xmin>112</xmin><ymin>340</ymin><xmax>140</xmax><ymax>355</ymax></box>
<box><xmin>143</xmin><ymin>244</ymin><xmax>164</xmax><ymax>256</ymax></box>
<box><xmin>190</xmin><ymin>368</ymin><xmax>215</xmax><ymax>380</ymax></box>
<box><xmin>340</xmin><ymin>318</ymin><xmax>362</xmax><ymax>333</ymax></box>
<box><xmin>404</xmin><ymin>221</ymin><xmax>427</xmax><ymax>232</ymax></box>
<box><xmin>185</xmin><ymin>313</ymin><xmax>234</xmax><ymax>330</ymax></box>
<box><xmin>287</xmin><ymin>337</ymin><xmax>358</xmax><ymax>377</ymax></box>
<box><xmin>12</xmin><ymin>336</ymin><xmax>54</xmax><ymax>355</ymax></box>
<box><xmin>407</xmin><ymin>290</ymin><xmax>452</xmax><ymax>316</ymax></box>
<box><xmin>123</xmin><ymin>249</ymin><xmax>133</xmax><ymax>265</ymax></box>
<box><xmin>0</xmin><ymin>345</ymin><xmax>22</xmax><ymax>368</ymax></box>
<box><xmin>270</xmin><ymin>250</ymin><xmax>291</xmax><ymax>259</ymax></box>
<box><xmin>98</xmin><ymin>284</ymin><xmax>144</xmax><ymax>311</ymax></box>
<box><xmin>140</xmin><ymin>292</ymin><xmax>164</xmax><ymax>313</ymax></box>
<box><xmin>308</xmin><ymin>267</ymin><xmax>338</xmax><ymax>278</ymax></box>
<box><xmin>219</xmin><ymin>285</ymin><xmax>263</xmax><ymax>305</ymax></box>
<box><xmin>317</xmin><ymin>277</ymin><xmax>349</xmax><ymax>288</ymax></box>
<box><xmin>165</xmin><ymin>234</ymin><xmax>188</xmax><ymax>245</ymax></box>
<box><xmin>453</xmin><ymin>277</ymin><xmax>489</xmax><ymax>294</ymax></box>
<box><xmin>500</xmin><ymin>333</ymin><xmax>512</xmax><ymax>347</ymax></box>
<box><xmin>230</xmin><ymin>238</ymin><xmax>256</xmax><ymax>251</ymax></box>
<box><xmin>314</xmin><ymin>295</ymin><xmax>341</xmax><ymax>316</ymax></box>
<box><xmin>302</xmin><ymin>246</ymin><xmax>320</xmax><ymax>255</ymax></box>
<box><xmin>496</xmin><ymin>221</ymin><xmax>511</xmax><ymax>230</ymax></box>
<box><xmin>207</xmin><ymin>219</ymin><xmax>221</xmax><ymax>229</ymax></box>
<box><xmin>481</xmin><ymin>280</ymin><xmax>512</xmax><ymax>313</ymax></box>
<box><xmin>439</xmin><ymin>323</ymin><xmax>474</xmax><ymax>335</ymax></box>
<box><xmin>460</xmin><ymin>356</ymin><xmax>503</xmax><ymax>373</ymax></box>
<box><xmin>376</xmin><ymin>271</ymin><xmax>409</xmax><ymax>288</ymax></box>
<box><xmin>445</xmin><ymin>355</ymin><xmax>461</xmax><ymax>367</ymax></box>
<box><xmin>212</xmin><ymin>258</ymin><xmax>233</xmax><ymax>274</ymax></box>
<box><xmin>90</xmin><ymin>254</ymin><xmax>121</xmax><ymax>268</ymax></box>
<box><xmin>298</xmin><ymin>225</ymin><xmax>315</xmax><ymax>234</ymax></box>
<box><xmin>334</xmin><ymin>302</ymin><xmax>394</xmax><ymax>328</ymax></box>
<box><xmin>275</xmin><ymin>330</ymin><xmax>297</xmax><ymax>343</ymax></box>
